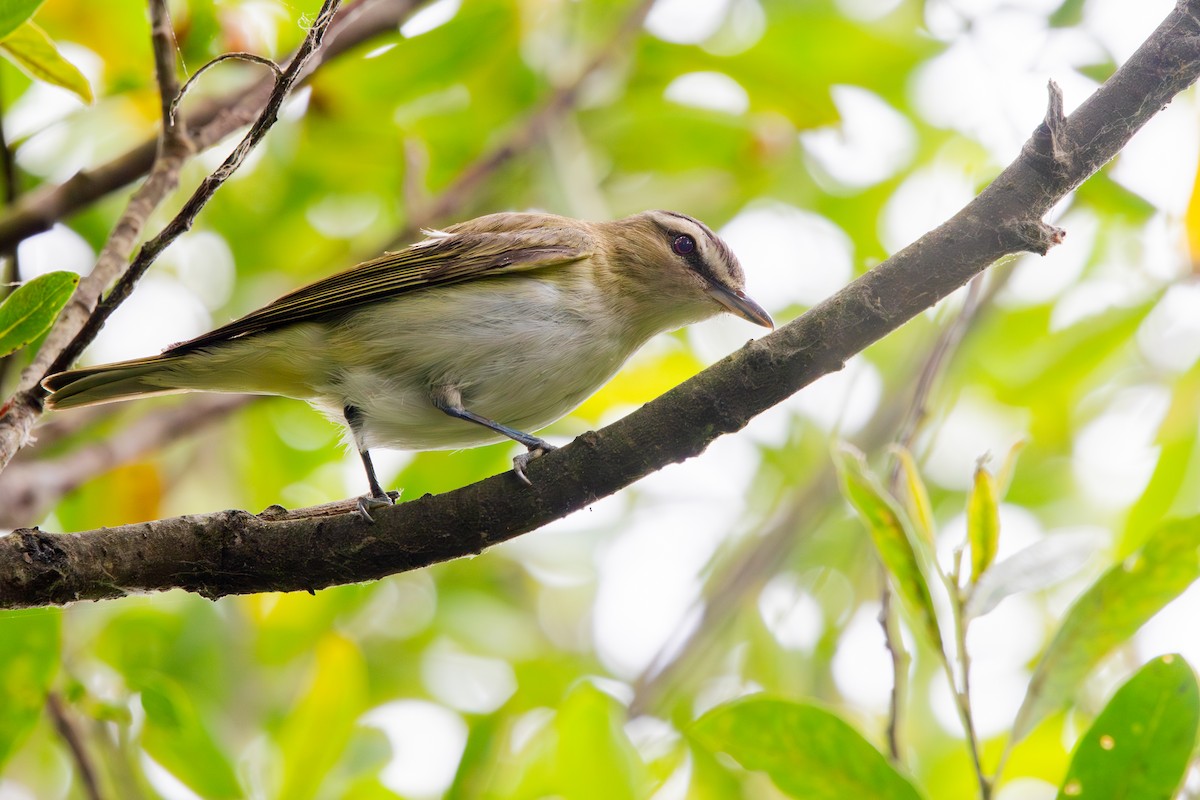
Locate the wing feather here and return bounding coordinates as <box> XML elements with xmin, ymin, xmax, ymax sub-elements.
<box><xmin>165</xmin><ymin>226</ymin><xmax>592</xmax><ymax>354</ymax></box>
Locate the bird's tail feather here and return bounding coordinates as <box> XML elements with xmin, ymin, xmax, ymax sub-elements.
<box><xmin>42</xmin><ymin>356</ymin><xmax>185</xmax><ymax>409</ymax></box>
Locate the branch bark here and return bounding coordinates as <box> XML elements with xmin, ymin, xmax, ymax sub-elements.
<box><xmin>3</xmin><ymin>2</ymin><xmax>1199</xmax><ymax>609</ymax></box>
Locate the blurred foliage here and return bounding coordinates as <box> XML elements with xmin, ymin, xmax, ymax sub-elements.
<box><xmin>1</xmin><ymin>0</ymin><xmax>1200</xmax><ymax>798</ymax></box>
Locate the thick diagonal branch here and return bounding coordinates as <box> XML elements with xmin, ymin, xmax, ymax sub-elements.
<box><xmin>3</xmin><ymin>2</ymin><xmax>1199</xmax><ymax>609</ymax></box>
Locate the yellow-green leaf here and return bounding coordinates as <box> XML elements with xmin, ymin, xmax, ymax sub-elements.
<box><xmin>0</xmin><ymin>21</ymin><xmax>93</xmax><ymax>103</ymax></box>
<box><xmin>890</xmin><ymin>445</ymin><xmax>936</xmax><ymax>545</ymax></box>
<box><xmin>692</xmin><ymin>696</ymin><xmax>923</xmax><ymax>800</ymax></box>
<box><xmin>967</xmin><ymin>464</ymin><xmax>1000</xmax><ymax>582</ymax></box>
<box><xmin>835</xmin><ymin>443</ymin><xmax>943</xmax><ymax>652</ymax></box>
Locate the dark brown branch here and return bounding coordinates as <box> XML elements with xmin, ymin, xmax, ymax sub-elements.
<box><xmin>3</xmin><ymin>3</ymin><xmax>1199</xmax><ymax>609</ymax></box>
<box><xmin>0</xmin><ymin>0</ymin><xmax>426</xmax><ymax>253</ymax></box>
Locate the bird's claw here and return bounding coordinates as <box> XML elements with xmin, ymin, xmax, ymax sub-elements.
<box><xmin>513</xmin><ymin>441</ymin><xmax>556</xmax><ymax>486</ymax></box>
<box><xmin>355</xmin><ymin>493</ymin><xmax>395</xmax><ymax>523</ymax></box>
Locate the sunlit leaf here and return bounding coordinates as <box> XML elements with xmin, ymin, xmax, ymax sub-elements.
<box><xmin>0</xmin><ymin>0</ymin><xmax>43</xmax><ymax>40</ymax></box>
<box><xmin>691</xmin><ymin>696</ymin><xmax>923</xmax><ymax>800</ymax></box>
<box><xmin>0</xmin><ymin>270</ymin><xmax>78</xmax><ymax>358</ymax></box>
<box><xmin>1056</xmin><ymin>655</ymin><xmax>1199</xmax><ymax>800</ymax></box>
<box><xmin>0</xmin><ymin>21</ymin><xmax>93</xmax><ymax>103</ymax></box>
<box><xmin>835</xmin><ymin>443</ymin><xmax>943</xmax><ymax>652</ymax></box>
<box><xmin>1014</xmin><ymin>516</ymin><xmax>1200</xmax><ymax>740</ymax></box>
<box><xmin>967</xmin><ymin>463</ymin><xmax>1000</xmax><ymax>582</ymax></box>
<box><xmin>0</xmin><ymin>609</ymin><xmax>60</xmax><ymax>771</ymax></box>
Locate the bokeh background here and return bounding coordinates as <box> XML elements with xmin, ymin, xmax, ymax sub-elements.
<box><xmin>2</xmin><ymin>0</ymin><xmax>1199</xmax><ymax>797</ymax></box>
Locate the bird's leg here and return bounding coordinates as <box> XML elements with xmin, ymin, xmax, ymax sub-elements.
<box><xmin>344</xmin><ymin>405</ymin><xmax>394</xmax><ymax>521</ymax></box>
<box><xmin>432</xmin><ymin>387</ymin><xmax>555</xmax><ymax>485</ymax></box>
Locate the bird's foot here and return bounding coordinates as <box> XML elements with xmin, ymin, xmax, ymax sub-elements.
<box><xmin>513</xmin><ymin>440</ymin><xmax>556</xmax><ymax>486</ymax></box>
<box><xmin>355</xmin><ymin>492</ymin><xmax>396</xmax><ymax>524</ymax></box>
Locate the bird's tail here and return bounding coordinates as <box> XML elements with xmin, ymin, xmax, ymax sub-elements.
<box><xmin>42</xmin><ymin>355</ymin><xmax>186</xmax><ymax>409</ymax></box>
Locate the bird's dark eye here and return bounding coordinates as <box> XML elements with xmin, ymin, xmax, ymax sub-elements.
<box><xmin>672</xmin><ymin>234</ymin><xmax>696</xmax><ymax>256</ymax></box>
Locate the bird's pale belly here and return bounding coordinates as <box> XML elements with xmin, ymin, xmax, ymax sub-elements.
<box><xmin>302</xmin><ymin>282</ymin><xmax>642</xmax><ymax>451</ymax></box>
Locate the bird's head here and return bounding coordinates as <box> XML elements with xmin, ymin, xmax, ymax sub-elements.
<box><xmin>600</xmin><ymin>210</ymin><xmax>774</xmax><ymax>332</ymax></box>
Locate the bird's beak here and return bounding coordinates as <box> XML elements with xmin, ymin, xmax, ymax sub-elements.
<box><xmin>707</xmin><ymin>284</ymin><xmax>774</xmax><ymax>329</ymax></box>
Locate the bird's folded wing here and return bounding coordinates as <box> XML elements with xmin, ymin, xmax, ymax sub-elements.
<box><xmin>165</xmin><ymin>227</ymin><xmax>593</xmax><ymax>354</ymax></box>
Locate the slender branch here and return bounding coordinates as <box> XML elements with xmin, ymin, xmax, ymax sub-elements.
<box><xmin>0</xmin><ymin>0</ymin><xmax>427</xmax><ymax>253</ymax></box>
<box><xmin>0</xmin><ymin>0</ymin><xmax>196</xmax><ymax>469</ymax></box>
<box><xmin>170</xmin><ymin>53</ymin><xmax>283</xmax><ymax>126</ymax></box>
<box><xmin>49</xmin><ymin>0</ymin><xmax>341</xmax><ymax>376</ymax></box>
<box><xmin>46</xmin><ymin>692</ymin><xmax>105</xmax><ymax>800</ymax></box>
<box><xmin>148</xmin><ymin>0</ymin><xmax>183</xmax><ymax>136</ymax></box>
<box><xmin>0</xmin><ymin>0</ymin><xmax>343</xmax><ymax>476</ymax></box>
<box><xmin>3</xmin><ymin>3</ymin><xmax>1200</xmax><ymax>608</ymax></box>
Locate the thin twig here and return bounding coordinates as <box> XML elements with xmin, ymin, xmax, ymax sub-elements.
<box><xmin>0</xmin><ymin>0</ymin><xmax>425</xmax><ymax>253</ymax></box>
<box><xmin>0</xmin><ymin>0</ymin><xmax>343</xmax><ymax>475</ymax></box>
<box><xmin>148</xmin><ymin>0</ymin><xmax>183</xmax><ymax>136</ymax></box>
<box><xmin>879</xmin><ymin>585</ymin><xmax>911</xmax><ymax>762</ymax></box>
<box><xmin>49</xmin><ymin>0</ymin><xmax>341</xmax><ymax>375</ymax></box>
<box><xmin>46</xmin><ymin>692</ymin><xmax>104</xmax><ymax>800</ymax></box>
<box><xmin>877</xmin><ymin>273</ymin><xmax>989</xmax><ymax>769</ymax></box>
<box><xmin>170</xmin><ymin>53</ymin><xmax>284</xmax><ymax>126</ymax></box>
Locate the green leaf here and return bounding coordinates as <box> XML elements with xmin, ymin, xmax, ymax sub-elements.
<box><xmin>967</xmin><ymin>463</ymin><xmax>1000</xmax><ymax>582</ymax></box>
<box><xmin>1014</xmin><ymin>516</ymin><xmax>1200</xmax><ymax>740</ymax></box>
<box><xmin>890</xmin><ymin>445</ymin><xmax>936</xmax><ymax>545</ymax></box>
<box><xmin>691</xmin><ymin>696</ymin><xmax>923</xmax><ymax>800</ymax></box>
<box><xmin>835</xmin><ymin>444</ymin><xmax>944</xmax><ymax>652</ymax></box>
<box><xmin>0</xmin><ymin>608</ymin><xmax>61</xmax><ymax>771</ymax></box>
<box><xmin>0</xmin><ymin>271</ymin><xmax>79</xmax><ymax>358</ymax></box>
<box><xmin>1057</xmin><ymin>655</ymin><xmax>1199</xmax><ymax>800</ymax></box>
<box><xmin>0</xmin><ymin>21</ymin><xmax>93</xmax><ymax>103</ymax></box>
<box><xmin>0</xmin><ymin>0</ymin><xmax>43</xmax><ymax>41</ymax></box>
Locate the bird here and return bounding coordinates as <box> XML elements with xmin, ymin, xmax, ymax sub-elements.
<box><xmin>42</xmin><ymin>210</ymin><xmax>773</xmax><ymax>515</ymax></box>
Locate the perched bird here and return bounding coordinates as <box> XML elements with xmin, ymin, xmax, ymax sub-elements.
<box><xmin>43</xmin><ymin>210</ymin><xmax>773</xmax><ymax>514</ymax></box>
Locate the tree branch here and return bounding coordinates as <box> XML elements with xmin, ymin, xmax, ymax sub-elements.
<box><xmin>0</xmin><ymin>0</ymin><xmax>342</xmax><ymax>475</ymax></box>
<box><xmin>0</xmin><ymin>0</ymin><xmax>427</xmax><ymax>253</ymax></box>
<box><xmin>3</xmin><ymin>2</ymin><xmax>1199</xmax><ymax>609</ymax></box>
